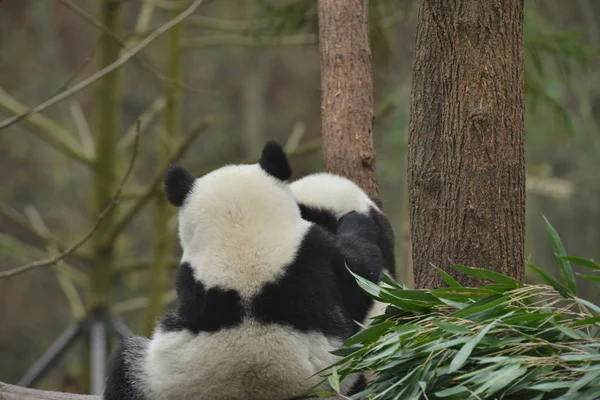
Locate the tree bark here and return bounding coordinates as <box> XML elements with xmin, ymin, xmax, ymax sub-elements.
<box><xmin>318</xmin><ymin>0</ymin><xmax>380</xmax><ymax>202</ymax></box>
<box><xmin>408</xmin><ymin>0</ymin><xmax>526</xmax><ymax>289</ymax></box>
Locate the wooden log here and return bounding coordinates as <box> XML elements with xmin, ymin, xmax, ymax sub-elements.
<box><xmin>0</xmin><ymin>382</ymin><xmax>99</xmax><ymax>400</ymax></box>
<box><xmin>0</xmin><ymin>382</ymin><xmax>344</xmax><ymax>400</ymax></box>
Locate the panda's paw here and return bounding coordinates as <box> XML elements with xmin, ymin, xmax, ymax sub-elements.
<box><xmin>338</xmin><ymin>211</ymin><xmax>379</xmax><ymax>240</ymax></box>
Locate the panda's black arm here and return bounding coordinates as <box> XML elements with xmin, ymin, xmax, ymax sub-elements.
<box><xmin>159</xmin><ymin>262</ymin><xmax>244</xmax><ymax>334</ymax></box>
<box><xmin>335</xmin><ymin>211</ymin><xmax>383</xmax><ymax>283</ymax></box>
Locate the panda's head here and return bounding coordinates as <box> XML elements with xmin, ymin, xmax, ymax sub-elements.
<box><xmin>289</xmin><ymin>172</ymin><xmax>381</xmax><ymax>219</ymax></box>
<box><xmin>165</xmin><ymin>141</ymin><xmax>300</xmax><ymax>256</ymax></box>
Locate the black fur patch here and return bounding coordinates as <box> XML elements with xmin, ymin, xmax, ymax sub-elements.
<box><xmin>347</xmin><ymin>373</ymin><xmax>368</xmax><ymax>397</ymax></box>
<box><xmin>298</xmin><ymin>204</ymin><xmax>339</xmax><ymax>234</ymax></box>
<box><xmin>300</xmin><ymin>202</ymin><xmax>397</xmax><ymax>280</ymax></box>
<box><xmin>369</xmin><ymin>208</ymin><xmax>397</xmax><ymax>279</ymax></box>
<box><xmin>165</xmin><ymin>166</ymin><xmax>194</xmax><ymax>207</ymax></box>
<box><xmin>160</xmin><ymin>263</ymin><xmax>244</xmax><ymax>333</ymax></box>
<box><xmin>253</xmin><ymin>221</ymin><xmax>382</xmax><ymax>338</ymax></box>
<box><xmin>104</xmin><ymin>337</ymin><xmax>149</xmax><ymax>400</ymax></box>
<box><xmin>258</xmin><ymin>141</ymin><xmax>292</xmax><ymax>181</ymax></box>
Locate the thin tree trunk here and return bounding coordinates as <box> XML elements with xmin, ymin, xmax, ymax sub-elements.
<box><xmin>318</xmin><ymin>0</ymin><xmax>380</xmax><ymax>201</ymax></box>
<box><xmin>145</xmin><ymin>0</ymin><xmax>185</xmax><ymax>336</ymax></box>
<box><xmin>240</xmin><ymin>56</ymin><xmax>268</xmax><ymax>158</ymax></box>
<box><xmin>408</xmin><ymin>0</ymin><xmax>526</xmax><ymax>289</ymax></box>
<box><xmin>85</xmin><ymin>0</ymin><xmax>122</xmax><ymax>392</ymax></box>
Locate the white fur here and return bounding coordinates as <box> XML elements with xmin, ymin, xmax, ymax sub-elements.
<box><xmin>178</xmin><ymin>163</ymin><xmax>311</xmax><ymax>297</ymax></box>
<box><xmin>142</xmin><ymin>323</ymin><xmax>359</xmax><ymax>400</ymax></box>
<box><xmin>290</xmin><ymin>172</ymin><xmax>380</xmax><ymax>218</ymax></box>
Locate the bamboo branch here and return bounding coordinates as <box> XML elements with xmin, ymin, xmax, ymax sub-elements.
<box><xmin>0</xmin><ymin>203</ymin><xmax>91</xmax><ymax>263</ymax></box>
<box><xmin>185</xmin><ymin>34</ymin><xmax>317</xmax><ymax>48</ymax></box>
<box><xmin>0</xmin><ymin>87</ymin><xmax>91</xmax><ymax>165</ymax></box>
<box><xmin>0</xmin><ymin>0</ymin><xmax>206</xmax><ymax>131</ymax></box>
<box><xmin>107</xmin><ymin>117</ymin><xmax>211</xmax><ymax>241</ymax></box>
<box><xmin>0</xmin><ymin>123</ymin><xmax>141</xmax><ymax>280</ymax></box>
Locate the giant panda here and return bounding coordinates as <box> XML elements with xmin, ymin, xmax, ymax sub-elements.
<box><xmin>104</xmin><ymin>141</ymin><xmax>384</xmax><ymax>400</ymax></box>
<box><xmin>289</xmin><ymin>172</ymin><xmax>397</xmax><ymax>325</ymax></box>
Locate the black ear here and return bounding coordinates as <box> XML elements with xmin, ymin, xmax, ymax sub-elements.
<box><xmin>165</xmin><ymin>166</ymin><xmax>194</xmax><ymax>207</ymax></box>
<box><xmin>259</xmin><ymin>141</ymin><xmax>292</xmax><ymax>181</ymax></box>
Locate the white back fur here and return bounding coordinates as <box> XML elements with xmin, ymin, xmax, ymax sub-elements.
<box><xmin>142</xmin><ymin>323</ymin><xmax>360</xmax><ymax>400</ymax></box>
<box><xmin>290</xmin><ymin>172</ymin><xmax>380</xmax><ymax>217</ymax></box>
<box><xmin>178</xmin><ymin>163</ymin><xmax>310</xmax><ymax>297</ymax></box>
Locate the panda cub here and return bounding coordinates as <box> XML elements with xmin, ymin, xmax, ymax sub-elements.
<box><xmin>289</xmin><ymin>172</ymin><xmax>397</xmax><ymax>324</ymax></box>
<box><xmin>104</xmin><ymin>141</ymin><xmax>384</xmax><ymax>400</ymax></box>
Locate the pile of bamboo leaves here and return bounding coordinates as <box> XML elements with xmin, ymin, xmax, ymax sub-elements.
<box><xmin>315</xmin><ymin>220</ymin><xmax>600</xmax><ymax>400</ymax></box>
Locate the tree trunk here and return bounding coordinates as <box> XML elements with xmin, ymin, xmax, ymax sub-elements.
<box><xmin>318</xmin><ymin>0</ymin><xmax>380</xmax><ymax>202</ymax></box>
<box><xmin>86</xmin><ymin>0</ymin><xmax>122</xmax><ymax>393</ymax></box>
<box><xmin>145</xmin><ymin>0</ymin><xmax>185</xmax><ymax>337</ymax></box>
<box><xmin>408</xmin><ymin>0</ymin><xmax>526</xmax><ymax>289</ymax></box>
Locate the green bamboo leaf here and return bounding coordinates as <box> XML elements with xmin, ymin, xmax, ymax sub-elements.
<box><xmin>544</xmin><ymin>216</ymin><xmax>577</xmax><ymax>295</ymax></box>
<box><xmin>448</xmin><ymin>321</ymin><xmax>497</xmax><ymax>373</ymax></box>
<box><xmin>570</xmin><ymin>316</ymin><xmax>600</xmax><ymax>327</ymax></box>
<box><xmin>575</xmin><ymin>296</ymin><xmax>600</xmax><ymax>315</ymax></box>
<box><xmin>451</xmin><ymin>295</ymin><xmax>508</xmax><ymax>319</ymax></box>
<box><xmin>327</xmin><ymin>367</ymin><xmax>341</xmax><ymax>394</ymax></box>
<box><xmin>562</xmin><ymin>256</ymin><xmax>600</xmax><ymax>270</ymax></box>
<box><xmin>344</xmin><ymin>321</ymin><xmax>396</xmax><ymax>346</ymax></box>
<box><xmin>529</xmin><ymin>381</ymin><xmax>576</xmax><ymax>391</ymax></box>
<box><xmin>434</xmin><ymin>266</ymin><xmax>463</xmax><ymax>287</ymax></box>
<box><xmin>453</xmin><ymin>264</ymin><xmax>522</xmax><ymax>288</ymax></box>
<box><xmin>379</xmin><ymin>272</ymin><xmax>405</xmax><ymax>289</ymax></box>
<box><xmin>433</xmin><ymin>320</ymin><xmax>473</xmax><ymax>335</ymax></box>
<box><xmin>528</xmin><ymin>263</ymin><xmax>572</xmax><ymax>297</ymax></box>
<box><xmin>434</xmin><ymin>385</ymin><xmax>470</xmax><ymax>397</ymax></box>
<box><xmin>577</xmin><ymin>273</ymin><xmax>600</xmax><ymax>284</ymax></box>
<box><xmin>432</xmin><ymin>287</ymin><xmax>499</xmax><ymax>302</ymax></box>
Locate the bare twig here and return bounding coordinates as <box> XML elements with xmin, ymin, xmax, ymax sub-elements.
<box><xmin>0</xmin><ymin>0</ymin><xmax>205</xmax><ymax>131</ymax></box>
<box><xmin>119</xmin><ymin>97</ymin><xmax>166</xmax><ymax>152</ymax></box>
<box><xmin>24</xmin><ymin>206</ymin><xmax>86</xmax><ymax>319</ymax></box>
<box><xmin>0</xmin><ymin>203</ymin><xmax>91</xmax><ymax>263</ymax></box>
<box><xmin>0</xmin><ymin>122</ymin><xmax>141</xmax><ymax>279</ymax></box>
<box><xmin>56</xmin><ymin>0</ymin><xmax>208</xmax><ymax>95</ymax></box>
<box><xmin>69</xmin><ymin>101</ymin><xmax>95</xmax><ymax>159</ymax></box>
<box><xmin>185</xmin><ymin>34</ymin><xmax>317</xmax><ymax>48</ymax></box>
<box><xmin>107</xmin><ymin>117</ymin><xmax>211</xmax><ymax>241</ymax></box>
<box><xmin>0</xmin><ymin>233</ymin><xmax>88</xmax><ymax>286</ymax></box>
<box><xmin>0</xmin><ymin>87</ymin><xmax>91</xmax><ymax>164</ymax></box>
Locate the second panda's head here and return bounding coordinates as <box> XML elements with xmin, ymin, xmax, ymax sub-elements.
<box><xmin>164</xmin><ymin>141</ymin><xmax>307</xmax><ymax>289</ymax></box>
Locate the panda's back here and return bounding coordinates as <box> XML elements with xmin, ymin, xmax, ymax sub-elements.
<box><xmin>144</xmin><ymin>321</ymin><xmax>357</xmax><ymax>400</ymax></box>
<box><xmin>141</xmin><ymin>225</ymin><xmax>362</xmax><ymax>400</ymax></box>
